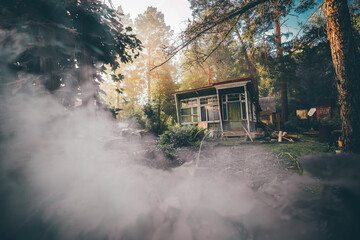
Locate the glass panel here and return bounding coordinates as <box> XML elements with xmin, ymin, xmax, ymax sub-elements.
<box><xmin>201</xmin><ymin>106</ymin><xmax>207</xmax><ymax>121</ymax></box>
<box><xmin>207</xmin><ymin>105</ymin><xmax>219</xmax><ymax>121</ymax></box>
<box><xmin>241</xmin><ymin>93</ymin><xmax>245</xmax><ymax>101</ymax></box>
<box><xmin>207</xmin><ymin>105</ymin><xmax>215</xmax><ymax>121</ymax></box>
<box><xmin>223</xmin><ymin>103</ymin><xmax>228</xmax><ymax>120</ymax></box>
<box><xmin>181</xmin><ymin>108</ymin><xmax>191</xmax><ymax>116</ymax></box>
<box><xmin>181</xmin><ymin>115</ymin><xmax>191</xmax><ymax>122</ymax></box>
<box><xmin>181</xmin><ymin>100</ymin><xmax>188</xmax><ymax>108</ymax></box>
<box><xmin>213</xmin><ymin>105</ymin><xmax>220</xmax><ymax>121</ymax></box>
<box><xmin>221</xmin><ymin>95</ymin><xmax>226</xmax><ymax>102</ymax></box>
<box><xmin>228</xmin><ymin>94</ymin><xmax>239</xmax><ymax>102</ymax></box>
<box><xmin>228</xmin><ymin>102</ymin><xmax>241</xmax><ymax>121</ymax></box>
<box><xmin>200</xmin><ymin>98</ymin><xmax>207</xmax><ymax>105</ymax></box>
<box><xmin>208</xmin><ymin>97</ymin><xmax>218</xmax><ymax>104</ymax></box>
<box><xmin>181</xmin><ymin>99</ymin><xmax>197</xmax><ymax>108</ymax></box>
<box><xmin>242</xmin><ymin>102</ymin><xmax>246</xmax><ymax>119</ymax></box>
<box><xmin>193</xmin><ymin>107</ymin><xmax>198</xmax><ymax>122</ymax></box>
<box><xmin>190</xmin><ymin>99</ymin><xmax>197</xmax><ymax>107</ymax></box>
<box><xmin>253</xmin><ymin>104</ymin><xmax>256</xmax><ymax>120</ymax></box>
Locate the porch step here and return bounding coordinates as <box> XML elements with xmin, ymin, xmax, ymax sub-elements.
<box><xmin>222</xmin><ymin>130</ymin><xmax>246</xmax><ymax>137</ymax></box>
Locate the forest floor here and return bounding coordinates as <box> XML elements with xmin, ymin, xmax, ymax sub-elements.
<box><xmin>174</xmin><ymin>136</ymin><xmax>330</xmax><ymax>178</ymax></box>
<box><xmin>177</xmin><ymin>142</ymin><xmax>291</xmax><ymax>189</ymax></box>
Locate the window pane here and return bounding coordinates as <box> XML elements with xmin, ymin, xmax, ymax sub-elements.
<box><xmin>213</xmin><ymin>105</ymin><xmax>220</xmax><ymax>120</ymax></box>
<box><xmin>241</xmin><ymin>93</ymin><xmax>245</xmax><ymax>101</ymax></box>
<box><xmin>181</xmin><ymin>100</ymin><xmax>188</xmax><ymax>108</ymax></box>
<box><xmin>253</xmin><ymin>104</ymin><xmax>256</xmax><ymax>120</ymax></box>
<box><xmin>207</xmin><ymin>105</ymin><xmax>219</xmax><ymax>121</ymax></box>
<box><xmin>207</xmin><ymin>105</ymin><xmax>215</xmax><ymax>121</ymax></box>
<box><xmin>182</xmin><ymin>116</ymin><xmax>191</xmax><ymax>122</ymax></box>
<box><xmin>181</xmin><ymin>108</ymin><xmax>191</xmax><ymax>116</ymax></box>
<box><xmin>200</xmin><ymin>98</ymin><xmax>207</xmax><ymax>105</ymax></box>
<box><xmin>193</xmin><ymin>114</ymin><xmax>198</xmax><ymax>122</ymax></box>
<box><xmin>208</xmin><ymin>97</ymin><xmax>218</xmax><ymax>104</ymax></box>
<box><xmin>193</xmin><ymin>107</ymin><xmax>197</xmax><ymax>115</ymax></box>
<box><xmin>228</xmin><ymin>94</ymin><xmax>239</xmax><ymax>101</ymax></box>
<box><xmin>181</xmin><ymin>99</ymin><xmax>198</xmax><ymax>108</ymax></box>
<box><xmin>223</xmin><ymin>103</ymin><xmax>228</xmax><ymax>120</ymax></box>
<box><xmin>190</xmin><ymin>99</ymin><xmax>197</xmax><ymax>107</ymax></box>
<box><xmin>221</xmin><ymin>95</ymin><xmax>226</xmax><ymax>102</ymax></box>
<box><xmin>201</xmin><ymin>107</ymin><xmax>207</xmax><ymax>121</ymax></box>
<box><xmin>228</xmin><ymin>102</ymin><xmax>241</xmax><ymax>121</ymax></box>
<box><xmin>242</xmin><ymin>102</ymin><xmax>246</xmax><ymax>119</ymax></box>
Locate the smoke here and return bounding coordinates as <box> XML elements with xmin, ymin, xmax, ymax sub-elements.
<box><xmin>0</xmin><ymin>93</ymin><xmax>359</xmax><ymax>240</ymax></box>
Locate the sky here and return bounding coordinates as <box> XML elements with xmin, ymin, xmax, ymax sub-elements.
<box><xmin>110</xmin><ymin>0</ymin><xmax>316</xmax><ymax>43</ymax></box>
<box><xmin>112</xmin><ymin>0</ymin><xmax>193</xmax><ymax>35</ymax></box>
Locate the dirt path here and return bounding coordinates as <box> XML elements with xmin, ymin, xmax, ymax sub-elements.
<box><xmin>177</xmin><ymin>142</ymin><xmax>289</xmax><ymax>189</ymax></box>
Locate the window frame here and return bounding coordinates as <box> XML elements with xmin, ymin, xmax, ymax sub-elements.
<box><xmin>199</xmin><ymin>95</ymin><xmax>220</xmax><ymax>122</ymax></box>
<box><xmin>222</xmin><ymin>93</ymin><xmax>247</xmax><ymax>121</ymax></box>
<box><xmin>180</xmin><ymin>97</ymin><xmax>199</xmax><ymax>124</ymax></box>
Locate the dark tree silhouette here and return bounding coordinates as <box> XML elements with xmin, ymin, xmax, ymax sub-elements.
<box><xmin>0</xmin><ymin>0</ymin><xmax>142</xmax><ymax>106</ymax></box>
<box><xmin>324</xmin><ymin>0</ymin><xmax>360</xmax><ymax>152</ymax></box>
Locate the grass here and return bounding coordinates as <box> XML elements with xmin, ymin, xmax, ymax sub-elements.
<box><xmin>264</xmin><ymin>137</ymin><xmax>329</xmax><ymax>174</ymax></box>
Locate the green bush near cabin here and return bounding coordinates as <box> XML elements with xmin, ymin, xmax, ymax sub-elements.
<box><xmin>158</xmin><ymin>125</ymin><xmax>206</xmax><ymax>159</ymax></box>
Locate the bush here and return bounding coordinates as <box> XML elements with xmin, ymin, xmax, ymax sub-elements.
<box><xmin>158</xmin><ymin>125</ymin><xmax>206</xmax><ymax>159</ymax></box>
<box><xmin>320</xmin><ymin>117</ymin><xmax>341</xmax><ymax>131</ymax></box>
<box><xmin>284</xmin><ymin>115</ymin><xmax>309</xmax><ymax>133</ymax></box>
<box><xmin>130</xmin><ymin>103</ymin><xmax>171</xmax><ymax>135</ymax></box>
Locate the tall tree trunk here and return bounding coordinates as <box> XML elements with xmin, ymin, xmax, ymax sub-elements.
<box><xmin>274</xmin><ymin>2</ymin><xmax>288</xmax><ymax>123</ymax></box>
<box><xmin>246</xmin><ymin>16</ymin><xmax>258</xmax><ymax>94</ymax></box>
<box><xmin>38</xmin><ymin>27</ymin><xmax>59</xmax><ymax>91</ymax></box>
<box><xmin>325</xmin><ymin>0</ymin><xmax>360</xmax><ymax>152</ymax></box>
<box><xmin>235</xmin><ymin>26</ymin><xmax>258</xmax><ymax>95</ymax></box>
<box><xmin>79</xmin><ymin>47</ymin><xmax>95</xmax><ymax>105</ymax></box>
<box><xmin>207</xmin><ymin>65</ymin><xmax>211</xmax><ymax>86</ymax></box>
<box><xmin>146</xmin><ymin>48</ymin><xmax>152</xmax><ymax>103</ymax></box>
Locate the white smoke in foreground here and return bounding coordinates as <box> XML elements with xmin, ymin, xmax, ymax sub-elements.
<box><xmin>0</xmin><ymin>93</ymin><xmax>359</xmax><ymax>240</ymax></box>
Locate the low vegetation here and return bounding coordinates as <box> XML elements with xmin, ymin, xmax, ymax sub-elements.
<box><xmin>264</xmin><ymin>138</ymin><xmax>329</xmax><ymax>173</ymax></box>
<box><xmin>158</xmin><ymin>125</ymin><xmax>206</xmax><ymax>159</ymax></box>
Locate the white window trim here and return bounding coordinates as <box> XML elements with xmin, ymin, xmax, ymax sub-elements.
<box><xmin>221</xmin><ymin>93</ymin><xmax>247</xmax><ymax>121</ymax></box>
<box><xmin>180</xmin><ymin>97</ymin><xmax>199</xmax><ymax>123</ymax></box>
<box><xmin>199</xmin><ymin>95</ymin><xmax>220</xmax><ymax>122</ymax></box>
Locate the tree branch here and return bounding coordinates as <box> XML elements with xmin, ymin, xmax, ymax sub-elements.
<box><xmin>150</xmin><ymin>0</ymin><xmax>268</xmax><ymax>71</ymax></box>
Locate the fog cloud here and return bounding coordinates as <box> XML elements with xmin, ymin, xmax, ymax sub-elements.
<box><xmin>0</xmin><ymin>93</ymin><xmax>359</xmax><ymax>240</ymax></box>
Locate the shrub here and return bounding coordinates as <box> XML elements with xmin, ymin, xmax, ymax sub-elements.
<box><xmin>320</xmin><ymin>117</ymin><xmax>341</xmax><ymax>131</ymax></box>
<box><xmin>158</xmin><ymin>125</ymin><xmax>206</xmax><ymax>159</ymax></box>
<box><xmin>284</xmin><ymin>115</ymin><xmax>309</xmax><ymax>133</ymax></box>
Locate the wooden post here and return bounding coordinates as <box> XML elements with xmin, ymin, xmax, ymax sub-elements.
<box><xmin>216</xmin><ymin>88</ymin><xmax>224</xmax><ymax>134</ymax></box>
<box><xmin>278</xmin><ymin>131</ymin><xmax>283</xmax><ymax>142</ymax></box>
<box><xmin>244</xmin><ymin>85</ymin><xmax>250</xmax><ymax>132</ymax></box>
<box><xmin>174</xmin><ymin>94</ymin><xmax>180</xmax><ymax>124</ymax></box>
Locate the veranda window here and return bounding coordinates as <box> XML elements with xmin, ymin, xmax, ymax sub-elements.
<box><xmin>200</xmin><ymin>96</ymin><xmax>220</xmax><ymax>122</ymax></box>
<box><xmin>180</xmin><ymin>99</ymin><xmax>198</xmax><ymax>123</ymax></box>
<box><xmin>222</xmin><ymin>93</ymin><xmax>247</xmax><ymax>121</ymax></box>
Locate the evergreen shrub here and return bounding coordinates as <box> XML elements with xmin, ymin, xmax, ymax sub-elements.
<box><xmin>158</xmin><ymin>125</ymin><xmax>206</xmax><ymax>159</ymax></box>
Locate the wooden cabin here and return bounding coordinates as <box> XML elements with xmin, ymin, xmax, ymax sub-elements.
<box><xmin>173</xmin><ymin>77</ymin><xmax>260</xmax><ymax>137</ymax></box>
<box><xmin>259</xmin><ymin>96</ymin><xmax>280</xmax><ymax>130</ymax></box>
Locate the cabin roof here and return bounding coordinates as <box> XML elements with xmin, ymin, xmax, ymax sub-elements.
<box><xmin>259</xmin><ymin>96</ymin><xmax>276</xmax><ymax>113</ymax></box>
<box><xmin>172</xmin><ymin>77</ymin><xmax>253</xmax><ymax>95</ymax></box>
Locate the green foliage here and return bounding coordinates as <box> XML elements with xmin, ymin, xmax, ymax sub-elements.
<box><xmin>265</xmin><ymin>140</ymin><xmax>329</xmax><ymax>173</ymax></box>
<box><xmin>320</xmin><ymin>117</ymin><xmax>341</xmax><ymax>131</ymax></box>
<box><xmin>284</xmin><ymin>115</ymin><xmax>309</xmax><ymax>133</ymax></box>
<box><xmin>158</xmin><ymin>125</ymin><xmax>206</xmax><ymax>158</ymax></box>
<box><xmin>0</xmin><ymin>0</ymin><xmax>142</xmax><ymax>102</ymax></box>
<box><xmin>138</xmin><ymin>103</ymin><xmax>172</xmax><ymax>135</ymax></box>
<box><xmin>112</xmin><ymin>73</ymin><xmax>125</xmax><ymax>82</ymax></box>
